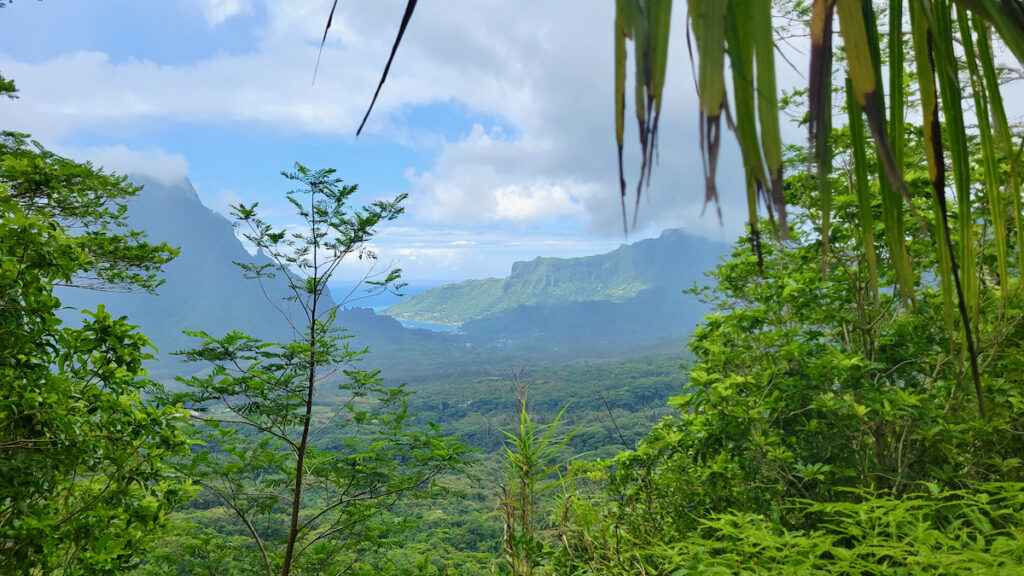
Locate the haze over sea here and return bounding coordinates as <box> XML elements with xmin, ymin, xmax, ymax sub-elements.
<box><xmin>333</xmin><ymin>282</ymin><xmax>461</xmax><ymax>333</ymax></box>
<box><xmin>332</xmin><ymin>282</ymin><xmax>453</xmax><ymax>311</ymax></box>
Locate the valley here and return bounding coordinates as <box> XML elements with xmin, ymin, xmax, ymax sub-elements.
<box><xmin>52</xmin><ymin>176</ymin><xmax>716</xmax><ymax>573</ymax></box>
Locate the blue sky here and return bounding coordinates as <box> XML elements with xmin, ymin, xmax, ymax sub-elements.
<box><xmin>0</xmin><ymin>0</ymin><xmax>757</xmax><ymax>287</ymax></box>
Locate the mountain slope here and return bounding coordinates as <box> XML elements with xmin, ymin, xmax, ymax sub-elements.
<box><xmin>54</xmin><ymin>176</ymin><xmax>448</xmax><ymax>378</ymax></box>
<box><xmin>385</xmin><ymin>229</ymin><xmax>728</xmax><ymax>330</ymax></box>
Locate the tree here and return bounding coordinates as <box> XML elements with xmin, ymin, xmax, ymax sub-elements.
<box><xmin>547</xmin><ymin>127</ymin><xmax>1024</xmax><ymax>574</ymax></box>
<box><xmin>167</xmin><ymin>164</ymin><xmax>471</xmax><ymax>576</ymax></box>
<box><xmin>0</xmin><ymin>131</ymin><xmax>193</xmax><ymax>575</ymax></box>
<box><xmin>624</xmin><ymin>0</ymin><xmax>1024</xmax><ymax>418</ymax></box>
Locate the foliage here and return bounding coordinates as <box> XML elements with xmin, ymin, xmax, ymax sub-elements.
<box><xmin>0</xmin><ymin>137</ymin><xmax>193</xmax><ymax>574</ymax></box>
<box><xmin>642</xmin><ymin>0</ymin><xmax>1022</xmax><ymax>415</ymax></box>
<box><xmin>0</xmin><ymin>131</ymin><xmax>177</xmax><ymax>292</ymax></box>
<box><xmin>0</xmin><ymin>73</ymin><xmax>15</xmax><ymax>99</ymax></box>
<box><xmin>559</xmin><ymin>484</ymin><xmax>1024</xmax><ymax>574</ymax></box>
<box><xmin>499</xmin><ymin>370</ymin><xmax>576</xmax><ymax>576</ymax></box>
<box><xmin>164</xmin><ymin>164</ymin><xmax>472</xmax><ymax>576</ymax></box>
<box><xmin>545</xmin><ymin>122</ymin><xmax>1024</xmax><ymax>573</ymax></box>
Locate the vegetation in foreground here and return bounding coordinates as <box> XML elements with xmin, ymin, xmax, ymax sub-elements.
<box><xmin>5</xmin><ymin>1</ymin><xmax>1024</xmax><ymax>574</ymax></box>
<box><xmin>516</xmin><ymin>127</ymin><xmax>1024</xmax><ymax>574</ymax></box>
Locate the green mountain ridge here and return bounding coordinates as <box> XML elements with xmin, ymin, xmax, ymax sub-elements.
<box><xmin>385</xmin><ymin>228</ymin><xmax>726</xmax><ymax>326</ymax></box>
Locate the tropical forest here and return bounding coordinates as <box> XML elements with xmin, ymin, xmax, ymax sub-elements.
<box><xmin>2</xmin><ymin>0</ymin><xmax>1024</xmax><ymax>574</ymax></box>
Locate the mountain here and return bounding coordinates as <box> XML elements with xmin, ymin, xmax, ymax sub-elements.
<box><xmin>55</xmin><ymin>177</ymin><xmax>727</xmax><ymax>378</ymax></box>
<box><xmin>55</xmin><ymin>176</ymin><xmax>449</xmax><ymax>379</ymax></box>
<box><xmin>385</xmin><ymin>229</ymin><xmax>729</xmax><ymax>350</ymax></box>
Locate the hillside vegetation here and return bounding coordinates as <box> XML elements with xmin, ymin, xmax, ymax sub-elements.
<box><xmin>385</xmin><ymin>229</ymin><xmax>726</xmax><ymax>325</ymax></box>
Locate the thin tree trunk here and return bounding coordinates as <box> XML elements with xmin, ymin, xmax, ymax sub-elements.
<box><xmin>282</xmin><ymin>196</ymin><xmax>321</xmax><ymax>576</ymax></box>
<box><xmin>281</xmin><ymin>357</ymin><xmax>316</xmax><ymax>576</ymax></box>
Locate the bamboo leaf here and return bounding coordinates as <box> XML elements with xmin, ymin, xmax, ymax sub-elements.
<box><xmin>889</xmin><ymin>0</ymin><xmax>908</xmax><ymax>292</ymax></box>
<box><xmin>951</xmin><ymin>0</ymin><xmax>1024</xmax><ymax>64</ymax></box>
<box><xmin>689</xmin><ymin>0</ymin><xmax>729</xmax><ymax>223</ymax></box>
<box><xmin>909</xmin><ymin>0</ymin><xmax>955</xmax><ymax>340</ymax></box>
<box><xmin>836</xmin><ymin>0</ymin><xmax>917</xmax><ymax>218</ymax></box>
<box><xmin>313</xmin><ymin>0</ymin><xmax>340</xmax><ymax>85</ymax></box>
<box><xmin>633</xmin><ymin>0</ymin><xmax>650</xmax><ymax>215</ymax></box>
<box><xmin>809</xmin><ymin>0</ymin><xmax>836</xmax><ymax>270</ymax></box>
<box><xmin>616</xmin><ymin>0</ymin><xmax>673</xmax><ymax>230</ymax></box>
<box><xmin>356</xmin><ymin>0</ymin><xmax>418</xmax><ymax>136</ymax></box>
<box><xmin>724</xmin><ymin>1</ymin><xmax>766</xmax><ymax>187</ymax></box>
<box><xmin>838</xmin><ymin>0</ymin><xmax>915</xmax><ymax>303</ymax></box>
<box><xmin>889</xmin><ymin>0</ymin><xmax>906</xmax><ymax>174</ymax></box>
<box><xmin>751</xmin><ymin>0</ymin><xmax>786</xmax><ymax>238</ymax></box>
<box><xmin>846</xmin><ymin>77</ymin><xmax>879</xmax><ymax>302</ymax></box>
<box><xmin>647</xmin><ymin>0</ymin><xmax>674</xmax><ymax>154</ymax></box>
<box><xmin>726</xmin><ymin>0</ymin><xmax>768</xmax><ymax>265</ymax></box>
<box><xmin>746</xmin><ymin>173</ymin><xmax>764</xmax><ymax>268</ymax></box>
<box><xmin>974</xmin><ymin>13</ymin><xmax>1024</xmax><ymax>300</ymax></box>
<box><xmin>867</xmin><ymin>1</ymin><xmax>915</xmax><ymax>306</ymax></box>
<box><xmin>959</xmin><ymin>7</ymin><xmax>1008</xmax><ymax>300</ymax></box>
<box><xmin>616</xmin><ymin>0</ymin><xmax>631</xmax><ymax>232</ymax></box>
<box><xmin>933</xmin><ymin>0</ymin><xmax>977</xmax><ymax>323</ymax></box>
<box><xmin>927</xmin><ymin>0</ymin><xmax>986</xmax><ymax>418</ymax></box>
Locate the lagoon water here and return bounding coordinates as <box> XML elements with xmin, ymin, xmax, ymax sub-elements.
<box><xmin>393</xmin><ymin>317</ymin><xmax>459</xmax><ymax>333</ymax></box>
<box><xmin>330</xmin><ymin>282</ymin><xmax>451</xmax><ymax>309</ymax></box>
<box><xmin>368</xmin><ymin>307</ymin><xmax>458</xmax><ymax>333</ymax></box>
<box><xmin>335</xmin><ymin>282</ymin><xmax>461</xmax><ymax>334</ymax></box>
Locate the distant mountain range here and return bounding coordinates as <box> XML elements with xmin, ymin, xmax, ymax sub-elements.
<box><xmin>56</xmin><ymin>176</ymin><xmax>729</xmax><ymax>379</ymax></box>
<box><xmin>385</xmin><ymin>229</ymin><xmax>729</xmax><ymax>350</ymax></box>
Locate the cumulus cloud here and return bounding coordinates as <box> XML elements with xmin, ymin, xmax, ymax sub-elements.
<box><xmin>325</xmin><ymin>224</ymin><xmax>638</xmax><ymax>282</ymax></box>
<box><xmin>0</xmin><ymin>0</ymin><xmax>768</xmax><ymax>240</ymax></box>
<box><xmin>57</xmin><ymin>144</ymin><xmax>190</xmax><ymax>186</ymax></box>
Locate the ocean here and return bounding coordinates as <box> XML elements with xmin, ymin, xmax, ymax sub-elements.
<box><xmin>330</xmin><ymin>282</ymin><xmax>449</xmax><ymax>310</ymax></box>
<box><xmin>332</xmin><ymin>281</ymin><xmax>460</xmax><ymax>334</ymax></box>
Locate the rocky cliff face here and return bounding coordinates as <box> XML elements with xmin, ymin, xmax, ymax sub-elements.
<box><xmin>385</xmin><ymin>228</ymin><xmax>728</xmax><ymax>330</ymax></box>
<box><xmin>56</xmin><ymin>175</ymin><xmax>338</xmax><ymax>378</ymax></box>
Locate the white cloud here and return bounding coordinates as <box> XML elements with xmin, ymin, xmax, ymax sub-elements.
<box><xmin>324</xmin><ymin>223</ymin><xmax>646</xmax><ymax>283</ymax></box>
<box><xmin>56</xmin><ymin>144</ymin><xmax>190</xmax><ymax>186</ymax></box>
<box><xmin>207</xmin><ymin>188</ymin><xmax>246</xmax><ymax>219</ymax></box>
<box><xmin>190</xmin><ymin>0</ymin><xmax>254</xmax><ymax>26</ymax></box>
<box><xmin>0</xmin><ymin>0</ymin><xmax>802</xmax><ymax>241</ymax></box>
<box><xmin>494</xmin><ymin>183</ymin><xmax>582</xmax><ymax>223</ymax></box>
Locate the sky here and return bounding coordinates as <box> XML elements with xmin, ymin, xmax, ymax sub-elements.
<box><xmin>0</xmin><ymin>0</ymin><xmax>760</xmax><ymax>287</ymax></box>
<box><xmin>5</xmin><ymin>1</ymin><xmax>1017</xmax><ymax>288</ymax></box>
